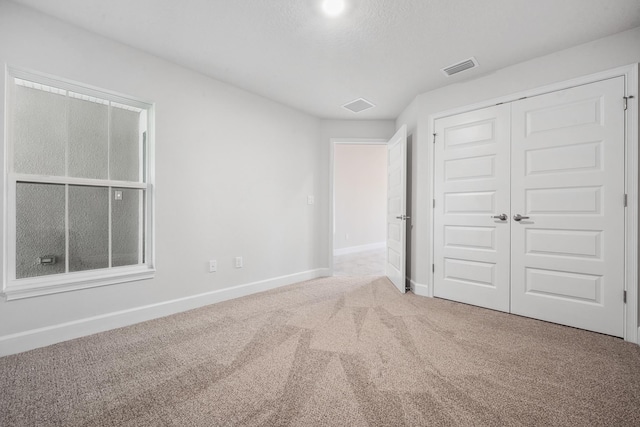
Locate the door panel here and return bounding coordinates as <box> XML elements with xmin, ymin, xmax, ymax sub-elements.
<box><xmin>386</xmin><ymin>125</ymin><xmax>407</xmax><ymax>293</ymax></box>
<box><xmin>434</xmin><ymin>105</ymin><xmax>511</xmax><ymax>312</ymax></box>
<box><xmin>510</xmin><ymin>77</ymin><xmax>625</xmax><ymax>337</ymax></box>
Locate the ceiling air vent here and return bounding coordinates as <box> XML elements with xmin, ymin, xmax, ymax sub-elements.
<box><xmin>342</xmin><ymin>98</ymin><xmax>375</xmax><ymax>113</ymax></box>
<box><xmin>441</xmin><ymin>57</ymin><xmax>479</xmax><ymax>77</ymax></box>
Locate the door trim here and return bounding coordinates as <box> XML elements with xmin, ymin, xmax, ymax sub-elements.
<box><xmin>328</xmin><ymin>138</ymin><xmax>388</xmax><ymax>276</ymax></box>
<box><xmin>428</xmin><ymin>64</ymin><xmax>639</xmax><ymax>343</ymax></box>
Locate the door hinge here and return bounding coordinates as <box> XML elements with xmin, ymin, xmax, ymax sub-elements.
<box><xmin>624</xmin><ymin>95</ymin><xmax>635</xmax><ymax>111</ymax></box>
<box><xmin>623</xmin><ymin>290</ymin><xmax>627</xmax><ymax>303</ymax></box>
<box><xmin>433</xmin><ymin>199</ymin><xmax>436</xmax><ymax>208</ymax></box>
<box><xmin>432</xmin><ymin>264</ymin><xmax>435</xmax><ymax>273</ymax></box>
<box><xmin>624</xmin><ymin>194</ymin><xmax>628</xmax><ymax>207</ymax></box>
<box><xmin>433</xmin><ymin>133</ymin><xmax>437</xmax><ymax>144</ymax></box>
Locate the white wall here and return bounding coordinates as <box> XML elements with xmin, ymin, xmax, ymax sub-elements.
<box><xmin>333</xmin><ymin>144</ymin><xmax>387</xmax><ymax>252</ymax></box>
<box><xmin>396</xmin><ymin>27</ymin><xmax>640</xmax><ymax>302</ymax></box>
<box><xmin>0</xmin><ymin>1</ymin><xmax>329</xmax><ymax>351</ymax></box>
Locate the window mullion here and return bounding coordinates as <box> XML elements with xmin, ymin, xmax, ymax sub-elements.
<box><xmin>64</xmin><ymin>184</ymin><xmax>70</xmax><ymax>274</ymax></box>
<box><xmin>108</xmin><ymin>187</ymin><xmax>113</xmax><ymax>269</ymax></box>
<box><xmin>65</xmin><ymin>90</ymin><xmax>70</xmax><ymax>177</ymax></box>
<box><xmin>108</xmin><ymin>101</ymin><xmax>112</xmax><ymax>268</ymax></box>
<box><xmin>65</xmin><ymin>92</ymin><xmax>70</xmax><ymax>274</ymax></box>
<box><xmin>108</xmin><ymin>101</ymin><xmax>111</xmax><ymax>181</ymax></box>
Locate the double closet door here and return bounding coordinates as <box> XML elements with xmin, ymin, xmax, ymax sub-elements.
<box><xmin>434</xmin><ymin>77</ymin><xmax>626</xmax><ymax>337</ymax></box>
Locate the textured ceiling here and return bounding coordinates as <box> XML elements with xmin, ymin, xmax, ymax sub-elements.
<box><xmin>10</xmin><ymin>0</ymin><xmax>640</xmax><ymax>119</ymax></box>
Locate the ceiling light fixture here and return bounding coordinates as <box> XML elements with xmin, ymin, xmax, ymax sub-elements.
<box><xmin>322</xmin><ymin>0</ymin><xmax>345</xmax><ymax>16</ymax></box>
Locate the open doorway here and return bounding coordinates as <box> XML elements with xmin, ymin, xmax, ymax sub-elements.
<box><xmin>332</xmin><ymin>142</ymin><xmax>388</xmax><ymax>276</ymax></box>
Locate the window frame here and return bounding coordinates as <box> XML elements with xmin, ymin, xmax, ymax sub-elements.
<box><xmin>3</xmin><ymin>66</ymin><xmax>155</xmax><ymax>300</ymax></box>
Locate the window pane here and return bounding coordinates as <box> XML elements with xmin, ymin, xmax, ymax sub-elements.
<box><xmin>12</xmin><ymin>85</ymin><xmax>67</xmax><ymax>176</ymax></box>
<box><xmin>110</xmin><ymin>107</ymin><xmax>140</xmax><ymax>181</ymax></box>
<box><xmin>69</xmin><ymin>185</ymin><xmax>109</xmax><ymax>272</ymax></box>
<box><xmin>69</xmin><ymin>97</ymin><xmax>108</xmax><ymax>179</ymax></box>
<box><xmin>16</xmin><ymin>183</ymin><xmax>66</xmax><ymax>278</ymax></box>
<box><xmin>112</xmin><ymin>188</ymin><xmax>142</xmax><ymax>267</ymax></box>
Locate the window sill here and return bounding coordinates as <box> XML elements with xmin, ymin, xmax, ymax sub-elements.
<box><xmin>2</xmin><ymin>265</ymin><xmax>155</xmax><ymax>301</ymax></box>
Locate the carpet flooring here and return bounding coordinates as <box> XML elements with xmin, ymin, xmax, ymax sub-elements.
<box><xmin>1</xmin><ymin>276</ymin><xmax>640</xmax><ymax>426</ymax></box>
<box><xmin>333</xmin><ymin>248</ymin><xmax>386</xmax><ymax>276</ymax></box>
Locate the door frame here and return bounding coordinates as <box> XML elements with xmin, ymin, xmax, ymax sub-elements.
<box><xmin>428</xmin><ymin>64</ymin><xmax>639</xmax><ymax>343</ymax></box>
<box><xmin>328</xmin><ymin>138</ymin><xmax>389</xmax><ymax>275</ymax></box>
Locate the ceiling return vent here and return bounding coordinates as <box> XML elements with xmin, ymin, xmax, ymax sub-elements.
<box><xmin>441</xmin><ymin>57</ymin><xmax>479</xmax><ymax>77</ymax></box>
<box><xmin>342</xmin><ymin>98</ymin><xmax>375</xmax><ymax>113</ymax></box>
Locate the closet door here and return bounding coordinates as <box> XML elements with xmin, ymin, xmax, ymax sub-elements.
<box><xmin>510</xmin><ymin>77</ymin><xmax>625</xmax><ymax>337</ymax></box>
<box><xmin>434</xmin><ymin>105</ymin><xmax>511</xmax><ymax>312</ymax></box>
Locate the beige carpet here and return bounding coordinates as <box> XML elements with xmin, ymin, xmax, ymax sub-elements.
<box><xmin>1</xmin><ymin>276</ymin><xmax>640</xmax><ymax>426</ymax></box>
<box><xmin>333</xmin><ymin>248</ymin><xmax>386</xmax><ymax>276</ymax></box>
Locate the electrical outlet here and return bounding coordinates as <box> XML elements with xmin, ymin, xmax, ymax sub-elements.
<box><xmin>307</xmin><ymin>195</ymin><xmax>314</xmax><ymax>205</ymax></box>
<box><xmin>235</xmin><ymin>256</ymin><xmax>243</xmax><ymax>268</ymax></box>
<box><xmin>209</xmin><ymin>260</ymin><xmax>217</xmax><ymax>273</ymax></box>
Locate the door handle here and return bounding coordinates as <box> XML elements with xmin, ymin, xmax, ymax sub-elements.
<box><xmin>513</xmin><ymin>214</ymin><xmax>530</xmax><ymax>221</ymax></box>
<box><xmin>395</xmin><ymin>215</ymin><xmax>410</xmax><ymax>220</ymax></box>
<box><xmin>491</xmin><ymin>214</ymin><xmax>508</xmax><ymax>221</ymax></box>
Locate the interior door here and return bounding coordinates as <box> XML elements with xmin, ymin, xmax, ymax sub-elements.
<box><xmin>386</xmin><ymin>125</ymin><xmax>407</xmax><ymax>293</ymax></box>
<box><xmin>434</xmin><ymin>105</ymin><xmax>511</xmax><ymax>312</ymax></box>
<box><xmin>510</xmin><ymin>77</ymin><xmax>626</xmax><ymax>337</ymax></box>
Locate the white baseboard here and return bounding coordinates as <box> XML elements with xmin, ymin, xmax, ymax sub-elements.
<box><xmin>0</xmin><ymin>268</ymin><xmax>330</xmax><ymax>357</ymax></box>
<box><xmin>409</xmin><ymin>279</ymin><xmax>430</xmax><ymax>297</ymax></box>
<box><xmin>333</xmin><ymin>241</ymin><xmax>385</xmax><ymax>256</ymax></box>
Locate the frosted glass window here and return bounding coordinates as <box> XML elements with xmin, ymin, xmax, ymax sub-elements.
<box><xmin>110</xmin><ymin>107</ymin><xmax>140</xmax><ymax>182</ymax></box>
<box><xmin>69</xmin><ymin>186</ymin><xmax>109</xmax><ymax>272</ymax></box>
<box><xmin>12</xmin><ymin>85</ymin><xmax>67</xmax><ymax>176</ymax></box>
<box><xmin>69</xmin><ymin>97</ymin><xmax>108</xmax><ymax>179</ymax></box>
<box><xmin>16</xmin><ymin>183</ymin><xmax>66</xmax><ymax>278</ymax></box>
<box><xmin>112</xmin><ymin>188</ymin><xmax>142</xmax><ymax>267</ymax></box>
<box><xmin>6</xmin><ymin>69</ymin><xmax>153</xmax><ymax>300</ymax></box>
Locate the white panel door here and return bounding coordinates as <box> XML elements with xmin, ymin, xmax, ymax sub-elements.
<box><xmin>510</xmin><ymin>77</ymin><xmax>625</xmax><ymax>337</ymax></box>
<box><xmin>434</xmin><ymin>105</ymin><xmax>511</xmax><ymax>312</ymax></box>
<box><xmin>386</xmin><ymin>125</ymin><xmax>407</xmax><ymax>293</ymax></box>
